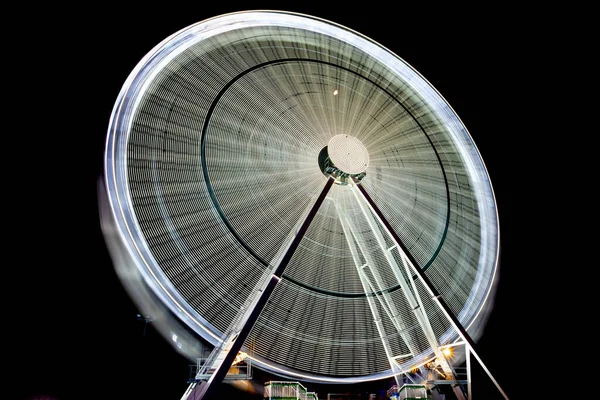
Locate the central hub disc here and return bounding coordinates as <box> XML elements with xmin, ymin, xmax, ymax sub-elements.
<box><xmin>327</xmin><ymin>134</ymin><xmax>369</xmax><ymax>174</ymax></box>
<box><xmin>317</xmin><ymin>134</ymin><xmax>369</xmax><ymax>185</ymax></box>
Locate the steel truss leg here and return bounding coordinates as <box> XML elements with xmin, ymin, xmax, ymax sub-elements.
<box><xmin>351</xmin><ymin>179</ymin><xmax>509</xmax><ymax>400</ymax></box>
<box><xmin>337</xmin><ymin>189</ymin><xmax>464</xmax><ymax>400</ymax></box>
<box><xmin>348</xmin><ymin>186</ymin><xmax>456</xmax><ymax>372</ymax></box>
<box><xmin>185</xmin><ymin>177</ymin><xmax>335</xmax><ymax>400</ymax></box>
<box><xmin>335</xmin><ymin>201</ymin><xmax>404</xmax><ymax>386</ymax></box>
<box><xmin>466</xmin><ymin>345</ymin><xmax>472</xmax><ymax>400</ymax></box>
<box><xmin>348</xmin><ymin>184</ymin><xmax>466</xmax><ymax>400</ymax></box>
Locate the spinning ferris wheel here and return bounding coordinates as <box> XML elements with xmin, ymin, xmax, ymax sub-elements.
<box><xmin>101</xmin><ymin>10</ymin><xmax>508</xmax><ymax>400</ymax></box>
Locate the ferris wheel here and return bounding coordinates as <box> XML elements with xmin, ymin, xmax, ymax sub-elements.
<box><xmin>101</xmin><ymin>10</ymin><xmax>509</xmax><ymax>400</ymax></box>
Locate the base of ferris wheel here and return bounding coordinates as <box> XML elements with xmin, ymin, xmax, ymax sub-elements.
<box><xmin>181</xmin><ymin>344</ymin><xmax>477</xmax><ymax>400</ymax></box>
<box><xmin>180</xmin><ymin>308</ymin><xmax>491</xmax><ymax>400</ymax></box>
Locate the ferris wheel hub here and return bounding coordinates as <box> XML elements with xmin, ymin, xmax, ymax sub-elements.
<box><xmin>328</xmin><ymin>134</ymin><xmax>369</xmax><ymax>175</ymax></box>
<box><xmin>318</xmin><ymin>134</ymin><xmax>368</xmax><ymax>184</ymax></box>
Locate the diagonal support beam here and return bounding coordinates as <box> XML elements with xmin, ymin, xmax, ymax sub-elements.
<box><xmin>335</xmin><ymin>202</ymin><xmax>403</xmax><ymax>386</ymax></box>
<box><xmin>192</xmin><ymin>177</ymin><xmax>334</xmax><ymax>400</ymax></box>
<box><xmin>348</xmin><ymin>185</ymin><xmax>454</xmax><ymax>377</ymax></box>
<box><xmin>343</xmin><ymin>214</ymin><xmax>423</xmax><ymax>370</ymax></box>
<box><xmin>352</xmin><ymin>178</ymin><xmax>509</xmax><ymax>400</ymax></box>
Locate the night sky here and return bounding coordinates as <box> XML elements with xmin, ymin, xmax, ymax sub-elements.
<box><xmin>13</xmin><ymin>4</ymin><xmax>530</xmax><ymax>400</ymax></box>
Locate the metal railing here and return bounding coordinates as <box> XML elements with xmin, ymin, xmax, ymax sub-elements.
<box><xmin>188</xmin><ymin>357</ymin><xmax>252</xmax><ymax>382</ymax></box>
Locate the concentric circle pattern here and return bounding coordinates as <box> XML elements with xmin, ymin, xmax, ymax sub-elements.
<box><xmin>328</xmin><ymin>134</ymin><xmax>369</xmax><ymax>174</ymax></box>
<box><xmin>105</xmin><ymin>11</ymin><xmax>500</xmax><ymax>383</ymax></box>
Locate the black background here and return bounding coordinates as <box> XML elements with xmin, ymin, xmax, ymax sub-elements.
<box><xmin>12</xmin><ymin>3</ymin><xmax>531</xmax><ymax>400</ymax></box>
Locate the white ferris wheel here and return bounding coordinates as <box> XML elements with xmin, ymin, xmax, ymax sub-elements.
<box><xmin>101</xmin><ymin>10</ymin><xmax>509</xmax><ymax>400</ymax></box>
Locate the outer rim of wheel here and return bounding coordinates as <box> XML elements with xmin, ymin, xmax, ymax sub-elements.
<box><xmin>104</xmin><ymin>10</ymin><xmax>500</xmax><ymax>383</ymax></box>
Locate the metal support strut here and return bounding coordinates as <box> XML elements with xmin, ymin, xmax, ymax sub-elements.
<box><xmin>351</xmin><ymin>177</ymin><xmax>509</xmax><ymax>400</ymax></box>
<box><xmin>188</xmin><ymin>177</ymin><xmax>334</xmax><ymax>400</ymax></box>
